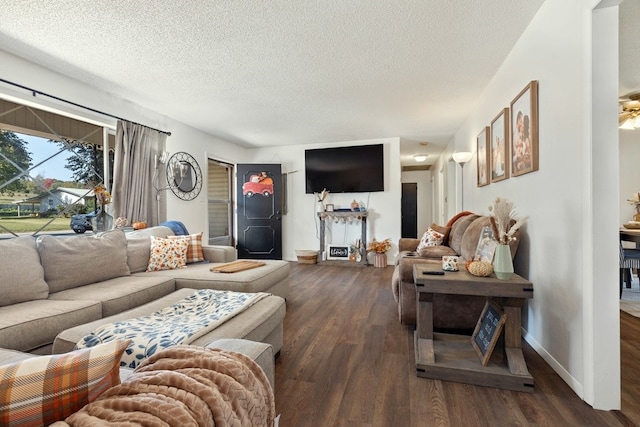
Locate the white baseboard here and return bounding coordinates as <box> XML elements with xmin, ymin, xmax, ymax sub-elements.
<box><xmin>523</xmin><ymin>329</ymin><xmax>584</xmax><ymax>399</ymax></box>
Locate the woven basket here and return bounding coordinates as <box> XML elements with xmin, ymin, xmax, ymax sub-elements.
<box><xmin>296</xmin><ymin>250</ymin><xmax>318</xmax><ymax>264</ymax></box>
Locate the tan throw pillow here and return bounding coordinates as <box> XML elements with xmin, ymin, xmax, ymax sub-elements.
<box><xmin>416</xmin><ymin>227</ymin><xmax>445</xmax><ymax>252</ymax></box>
<box><xmin>0</xmin><ymin>339</ymin><xmax>129</xmax><ymax>427</ymax></box>
<box><xmin>37</xmin><ymin>230</ymin><xmax>130</xmax><ymax>293</ymax></box>
<box><xmin>0</xmin><ymin>236</ymin><xmax>48</xmax><ymax>307</ymax></box>
<box><xmin>146</xmin><ymin>236</ymin><xmax>189</xmax><ymax>271</ymax></box>
<box><xmin>168</xmin><ymin>232</ymin><xmax>204</xmax><ymax>263</ymax></box>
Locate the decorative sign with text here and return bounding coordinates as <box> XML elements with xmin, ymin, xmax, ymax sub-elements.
<box><xmin>471</xmin><ymin>299</ymin><xmax>507</xmax><ymax>366</ymax></box>
<box><xmin>327</xmin><ymin>245</ymin><xmax>350</xmax><ymax>260</ymax></box>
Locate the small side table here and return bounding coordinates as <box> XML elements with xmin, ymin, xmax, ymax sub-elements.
<box><xmin>413</xmin><ymin>264</ymin><xmax>534</xmax><ymax>392</ymax></box>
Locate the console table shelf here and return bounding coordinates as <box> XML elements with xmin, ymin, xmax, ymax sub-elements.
<box><xmin>318</xmin><ymin>211</ymin><xmax>368</xmax><ymax>266</ymax></box>
<box><xmin>413</xmin><ymin>263</ymin><xmax>534</xmax><ymax>392</ymax></box>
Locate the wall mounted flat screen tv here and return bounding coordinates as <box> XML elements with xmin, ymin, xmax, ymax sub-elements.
<box><xmin>305</xmin><ymin>144</ymin><xmax>384</xmax><ymax>194</ymax></box>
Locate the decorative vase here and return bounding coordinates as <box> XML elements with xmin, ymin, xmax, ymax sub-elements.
<box><xmin>373</xmin><ymin>252</ymin><xmax>387</xmax><ymax>268</ymax></box>
<box><xmin>317</xmin><ymin>201</ymin><xmax>324</xmax><ymax>213</ymax></box>
<box><xmin>493</xmin><ymin>244</ymin><xmax>514</xmax><ymax>280</ymax></box>
<box><xmin>92</xmin><ymin>209</ymin><xmax>114</xmax><ymax>233</ymax></box>
<box><xmin>634</xmin><ymin>210</ymin><xmax>640</xmax><ymax>222</ymax></box>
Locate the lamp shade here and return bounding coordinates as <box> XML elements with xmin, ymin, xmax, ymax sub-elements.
<box><xmin>452</xmin><ymin>151</ymin><xmax>473</xmax><ymax>164</ymax></box>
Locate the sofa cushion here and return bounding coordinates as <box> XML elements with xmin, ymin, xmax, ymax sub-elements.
<box><xmin>38</xmin><ymin>230</ymin><xmax>130</xmax><ymax>293</ymax></box>
<box><xmin>0</xmin><ymin>339</ymin><xmax>128</xmax><ymax>427</ymax></box>
<box><xmin>49</xmin><ymin>275</ymin><xmax>176</xmax><ymax>319</ymax></box>
<box><xmin>0</xmin><ymin>300</ymin><xmax>102</xmax><ymax>353</ymax></box>
<box><xmin>460</xmin><ymin>216</ymin><xmax>492</xmax><ymax>261</ymax></box>
<box><xmin>417</xmin><ymin>244</ymin><xmax>457</xmax><ymax>260</ymax></box>
<box><xmin>126</xmin><ymin>235</ymin><xmax>153</xmax><ymax>273</ymax></box>
<box><xmin>126</xmin><ymin>225</ymin><xmax>174</xmax><ymax>239</ymax></box>
<box><xmin>146</xmin><ymin>236</ymin><xmax>189</xmax><ymax>271</ymax></box>
<box><xmin>448</xmin><ymin>214</ymin><xmax>480</xmax><ymax>256</ymax></box>
<box><xmin>0</xmin><ymin>236</ymin><xmax>48</xmax><ymax>307</ymax></box>
<box><xmin>155</xmin><ymin>260</ymin><xmax>290</xmax><ymax>295</ymax></box>
<box><xmin>168</xmin><ymin>232</ymin><xmax>204</xmax><ymax>263</ymax></box>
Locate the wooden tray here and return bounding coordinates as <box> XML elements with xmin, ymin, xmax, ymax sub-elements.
<box><xmin>624</xmin><ymin>222</ymin><xmax>640</xmax><ymax>229</ymax></box>
<box><xmin>210</xmin><ymin>260</ymin><xmax>266</xmax><ymax>273</ymax></box>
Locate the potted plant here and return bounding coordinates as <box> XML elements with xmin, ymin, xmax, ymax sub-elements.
<box><xmin>367</xmin><ymin>238</ymin><xmax>392</xmax><ymax>268</ymax></box>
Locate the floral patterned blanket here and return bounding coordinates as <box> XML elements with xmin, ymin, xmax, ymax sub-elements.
<box><xmin>76</xmin><ymin>289</ymin><xmax>268</xmax><ymax>368</ymax></box>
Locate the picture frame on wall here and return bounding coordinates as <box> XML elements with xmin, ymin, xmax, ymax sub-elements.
<box><xmin>510</xmin><ymin>80</ymin><xmax>539</xmax><ymax>176</ymax></box>
<box><xmin>477</xmin><ymin>126</ymin><xmax>490</xmax><ymax>187</ymax></box>
<box><xmin>490</xmin><ymin>107</ymin><xmax>510</xmax><ymax>183</ymax></box>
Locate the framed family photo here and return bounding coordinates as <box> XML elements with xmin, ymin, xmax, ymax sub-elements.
<box><xmin>510</xmin><ymin>80</ymin><xmax>539</xmax><ymax>176</ymax></box>
<box><xmin>476</xmin><ymin>126</ymin><xmax>490</xmax><ymax>187</ymax></box>
<box><xmin>490</xmin><ymin>108</ymin><xmax>510</xmax><ymax>183</ymax></box>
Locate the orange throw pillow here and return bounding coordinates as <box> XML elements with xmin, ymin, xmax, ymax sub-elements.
<box><xmin>445</xmin><ymin>211</ymin><xmax>474</xmax><ymax>228</ymax></box>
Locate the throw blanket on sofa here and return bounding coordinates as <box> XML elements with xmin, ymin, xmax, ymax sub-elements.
<box><xmin>51</xmin><ymin>345</ymin><xmax>276</xmax><ymax>427</ymax></box>
<box><xmin>76</xmin><ymin>289</ymin><xmax>268</xmax><ymax>369</ymax></box>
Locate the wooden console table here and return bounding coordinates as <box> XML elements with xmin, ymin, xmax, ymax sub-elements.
<box><xmin>413</xmin><ymin>264</ymin><xmax>534</xmax><ymax>392</ymax></box>
<box><xmin>318</xmin><ymin>211</ymin><xmax>368</xmax><ymax>265</ymax></box>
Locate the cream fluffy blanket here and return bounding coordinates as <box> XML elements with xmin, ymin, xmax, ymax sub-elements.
<box><xmin>51</xmin><ymin>345</ymin><xmax>275</xmax><ymax>427</ymax></box>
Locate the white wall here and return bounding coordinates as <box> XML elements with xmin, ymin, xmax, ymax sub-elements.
<box><xmin>436</xmin><ymin>0</ymin><xmax>619</xmax><ymax>410</ymax></box>
<box><xmin>620</xmin><ymin>129</ymin><xmax>640</xmax><ymax>223</ymax></box>
<box><xmin>401</xmin><ymin>169</ymin><xmax>433</xmax><ymax>235</ymax></box>
<box><xmin>245</xmin><ymin>138</ymin><xmax>402</xmax><ymax>264</ymax></box>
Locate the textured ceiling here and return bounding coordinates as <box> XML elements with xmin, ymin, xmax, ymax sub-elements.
<box><xmin>0</xmin><ymin>1</ymin><xmax>552</xmax><ymax>165</ymax></box>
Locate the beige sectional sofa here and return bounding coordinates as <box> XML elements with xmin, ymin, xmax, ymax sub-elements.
<box><xmin>0</xmin><ymin>225</ymin><xmax>289</xmax><ymax>355</ymax></box>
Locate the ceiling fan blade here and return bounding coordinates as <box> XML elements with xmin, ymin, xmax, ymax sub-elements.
<box><xmin>620</xmin><ymin>111</ymin><xmax>633</xmax><ymax>122</ymax></box>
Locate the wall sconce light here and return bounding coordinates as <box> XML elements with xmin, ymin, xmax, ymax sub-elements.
<box><xmin>414</xmin><ymin>154</ymin><xmax>428</xmax><ymax>162</ymax></box>
<box><xmin>154</xmin><ymin>150</ymin><xmax>170</xmax><ymax>168</ymax></box>
<box><xmin>452</xmin><ymin>151</ymin><xmax>473</xmax><ymax>209</ymax></box>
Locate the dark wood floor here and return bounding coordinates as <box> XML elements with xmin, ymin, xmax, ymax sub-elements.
<box><xmin>274</xmin><ymin>263</ymin><xmax>639</xmax><ymax>426</ymax></box>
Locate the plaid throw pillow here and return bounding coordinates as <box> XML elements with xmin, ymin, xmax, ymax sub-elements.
<box><xmin>146</xmin><ymin>236</ymin><xmax>189</xmax><ymax>271</ymax></box>
<box><xmin>0</xmin><ymin>339</ymin><xmax>129</xmax><ymax>427</ymax></box>
<box><xmin>168</xmin><ymin>232</ymin><xmax>204</xmax><ymax>263</ymax></box>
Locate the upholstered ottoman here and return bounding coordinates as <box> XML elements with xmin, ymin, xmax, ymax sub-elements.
<box><xmin>52</xmin><ymin>288</ymin><xmax>286</xmax><ymax>356</ymax></box>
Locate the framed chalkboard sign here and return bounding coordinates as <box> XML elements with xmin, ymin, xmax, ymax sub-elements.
<box><xmin>327</xmin><ymin>244</ymin><xmax>350</xmax><ymax>260</ymax></box>
<box><xmin>471</xmin><ymin>299</ymin><xmax>507</xmax><ymax>366</ymax></box>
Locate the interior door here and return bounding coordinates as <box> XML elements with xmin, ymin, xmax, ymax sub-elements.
<box><xmin>236</xmin><ymin>164</ymin><xmax>282</xmax><ymax>259</ymax></box>
<box><xmin>401</xmin><ymin>182</ymin><xmax>418</xmax><ymax>238</ymax></box>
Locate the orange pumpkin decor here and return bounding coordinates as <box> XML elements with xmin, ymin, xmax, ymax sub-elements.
<box><xmin>132</xmin><ymin>221</ymin><xmax>147</xmax><ymax>230</ymax></box>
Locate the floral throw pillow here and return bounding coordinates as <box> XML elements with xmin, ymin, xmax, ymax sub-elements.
<box><xmin>146</xmin><ymin>236</ymin><xmax>189</xmax><ymax>272</ymax></box>
<box><xmin>167</xmin><ymin>232</ymin><xmax>204</xmax><ymax>264</ymax></box>
<box><xmin>416</xmin><ymin>227</ymin><xmax>445</xmax><ymax>252</ymax></box>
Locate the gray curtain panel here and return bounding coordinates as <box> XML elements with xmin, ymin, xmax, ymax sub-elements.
<box><xmin>112</xmin><ymin>121</ymin><xmax>167</xmax><ymax>226</ymax></box>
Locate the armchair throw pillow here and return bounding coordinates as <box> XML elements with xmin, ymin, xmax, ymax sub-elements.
<box><xmin>416</xmin><ymin>227</ymin><xmax>445</xmax><ymax>253</ymax></box>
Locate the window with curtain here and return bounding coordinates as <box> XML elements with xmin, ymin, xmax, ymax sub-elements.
<box><xmin>0</xmin><ymin>99</ymin><xmax>114</xmax><ymax>237</ymax></box>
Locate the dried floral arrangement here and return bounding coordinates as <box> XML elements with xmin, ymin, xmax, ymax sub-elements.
<box><xmin>93</xmin><ymin>184</ymin><xmax>112</xmax><ymax>209</ymax></box>
<box><xmin>314</xmin><ymin>188</ymin><xmax>329</xmax><ymax>202</ymax></box>
<box><xmin>627</xmin><ymin>192</ymin><xmax>640</xmax><ymax>212</ymax></box>
<box><xmin>367</xmin><ymin>238</ymin><xmax>392</xmax><ymax>253</ymax></box>
<box><xmin>488</xmin><ymin>197</ymin><xmax>528</xmax><ymax>245</ymax></box>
